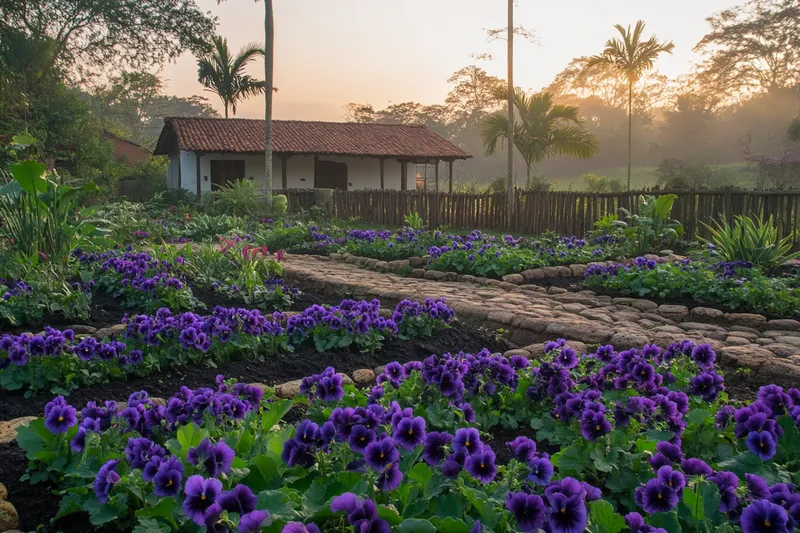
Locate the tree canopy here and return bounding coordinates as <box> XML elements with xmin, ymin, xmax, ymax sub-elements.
<box><xmin>197</xmin><ymin>36</ymin><xmax>267</xmax><ymax>119</ymax></box>
<box><xmin>0</xmin><ymin>0</ymin><xmax>216</xmax><ymax>79</ymax></box>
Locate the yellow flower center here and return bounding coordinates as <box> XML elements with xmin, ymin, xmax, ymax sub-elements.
<box><xmin>380</xmin><ymin>453</ymin><xmax>384</xmax><ymax>458</ymax></box>
<box><xmin>760</xmin><ymin>442</ymin><xmax>764</xmax><ymax>448</ymax></box>
<box><xmin>480</xmin><ymin>463</ymin><xmax>485</xmax><ymax>468</ymax></box>
<box><xmin>387</xmin><ymin>463</ymin><xmax>393</xmax><ymax>469</ymax></box>
<box><xmin>561</xmin><ymin>508</ymin><xmax>566</xmax><ymax>514</ymax></box>
<box><xmin>641</xmin><ymin>371</ymin><xmax>646</xmax><ymax>375</ymax></box>
<box><xmin>595</xmin><ymin>425</ymin><xmax>600</xmax><ymax>430</ymax></box>
<box><xmin>765</xmin><ymin>521</ymin><xmax>771</xmax><ymax>527</ymax></box>
<box><xmin>201</xmin><ymin>494</ymin><xmax>206</xmax><ymax>501</ymax></box>
<box><xmin>465</xmin><ymin>441</ymin><xmax>470</xmax><ymax>447</ymax></box>
<box><xmin>408</xmin><ymin>430</ymin><xmax>413</xmax><ymax>435</ymax></box>
<box><xmin>167</xmin><ymin>480</ymin><xmax>173</xmax><ymax>486</ymax></box>
<box><xmin>360</xmin><ymin>436</ymin><xmax>365</xmax><ymax>441</ymax></box>
<box><xmin>657</xmin><ymin>494</ymin><xmax>662</xmax><ymax>499</ymax></box>
<box><xmin>58</xmin><ymin>416</ymin><xmax>64</xmax><ymax>422</ymax></box>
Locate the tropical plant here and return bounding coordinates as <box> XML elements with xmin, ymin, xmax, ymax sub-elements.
<box><xmin>621</xmin><ymin>194</ymin><xmax>684</xmax><ymax>253</ymax></box>
<box><xmin>197</xmin><ymin>36</ymin><xmax>267</xmax><ymax>119</ymax></box>
<box><xmin>481</xmin><ymin>90</ymin><xmax>600</xmax><ymax>185</ymax></box>
<box><xmin>404</xmin><ymin>211</ymin><xmax>424</xmax><ymax>231</ymax></box>
<box><xmin>0</xmin><ymin>159</ymin><xmax>107</xmax><ymax>262</ymax></box>
<box><xmin>209</xmin><ymin>178</ymin><xmax>267</xmax><ymax>217</ymax></box>
<box><xmin>702</xmin><ymin>214</ymin><xmax>800</xmax><ymax>268</ymax></box>
<box><xmin>588</xmin><ymin>21</ymin><xmax>674</xmax><ymax>191</ymax></box>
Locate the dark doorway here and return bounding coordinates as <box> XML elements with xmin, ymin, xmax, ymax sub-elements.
<box><xmin>210</xmin><ymin>160</ymin><xmax>245</xmax><ymax>189</ymax></box>
<box><xmin>315</xmin><ymin>160</ymin><xmax>348</xmax><ymax>190</ymax></box>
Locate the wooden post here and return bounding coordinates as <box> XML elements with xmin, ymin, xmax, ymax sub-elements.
<box><xmin>400</xmin><ymin>161</ymin><xmax>407</xmax><ymax>191</ymax></box>
<box><xmin>434</xmin><ymin>160</ymin><xmax>439</xmax><ymax>193</ymax></box>
<box><xmin>448</xmin><ymin>160</ymin><xmax>454</xmax><ymax>193</ymax></box>
<box><xmin>379</xmin><ymin>158</ymin><xmax>385</xmax><ymax>190</ymax></box>
<box><xmin>196</xmin><ymin>152</ymin><xmax>202</xmax><ymax>199</ymax></box>
<box><xmin>280</xmin><ymin>155</ymin><xmax>288</xmax><ymax>190</ymax></box>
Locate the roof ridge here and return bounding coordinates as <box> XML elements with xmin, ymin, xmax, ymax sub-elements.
<box><xmin>164</xmin><ymin>117</ymin><xmax>427</xmax><ymax>128</ymax></box>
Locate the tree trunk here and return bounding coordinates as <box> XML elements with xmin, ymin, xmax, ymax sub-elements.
<box><xmin>506</xmin><ymin>0</ymin><xmax>514</xmax><ymax>231</ymax></box>
<box><xmin>264</xmin><ymin>0</ymin><xmax>274</xmax><ymax>202</ymax></box>
<box><xmin>627</xmin><ymin>81</ymin><xmax>632</xmax><ymax>192</ymax></box>
<box><xmin>224</xmin><ymin>103</ymin><xmax>229</xmax><ymax>119</ymax></box>
<box><xmin>526</xmin><ymin>163</ymin><xmax>531</xmax><ymax>188</ymax></box>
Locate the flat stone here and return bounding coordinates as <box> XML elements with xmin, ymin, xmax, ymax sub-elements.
<box><xmin>547</xmin><ymin>287</ymin><xmax>568</xmax><ymax>295</ymax></box>
<box><xmin>408</xmin><ymin>257</ymin><xmax>423</xmax><ymax>267</ymax></box>
<box><xmin>569</xmin><ymin>264</ymin><xmax>588</xmax><ymax>277</ymax></box>
<box><xmin>579</xmin><ymin>310</ymin><xmax>614</xmax><ymax>324</ymax></box>
<box><xmin>689</xmin><ymin>307</ymin><xmax>724</xmax><ymax>321</ymax></box>
<box><xmin>352</xmin><ymin>369</ymin><xmax>376</xmax><ymax>385</ymax></box>
<box><xmin>457</xmin><ymin>275</ymin><xmax>476</xmax><ymax>283</ymax></box>
<box><xmin>487</xmin><ymin>311</ymin><xmax>515</xmax><ymax>325</ymax></box>
<box><xmin>503</xmin><ymin>349</ymin><xmax>531</xmax><ymax>359</ymax></box>
<box><xmin>611</xmin><ymin>297</ymin><xmax>636</xmax><ymax>307</ymax></box>
<box><xmin>554</xmin><ymin>266</ymin><xmax>573</xmax><ymax>277</ymax></box>
<box><xmin>679</xmin><ymin>322</ymin><xmax>726</xmax><ymax>333</ymax></box>
<box><xmin>423</xmin><ymin>270</ymin><xmax>446</xmax><ymax>281</ymax></box>
<box><xmin>765</xmin><ymin>344</ymin><xmax>798</xmax><ymax>358</ymax></box>
<box><xmin>518</xmin><ymin>317</ymin><xmax>550</xmax><ymax>333</ymax></box>
<box><xmin>0</xmin><ymin>416</ymin><xmax>36</xmax><ymax>444</ymax></box>
<box><xmin>66</xmin><ymin>324</ymin><xmax>97</xmax><ymax>335</ymax></box>
<box><xmin>610</xmin><ymin>331</ymin><xmax>651</xmax><ymax>349</ymax></box>
<box><xmin>730</xmin><ymin>325</ymin><xmax>762</xmax><ymax>336</ymax></box>
<box><xmin>560</xmin><ymin>303</ymin><xmax>588</xmax><ymax>313</ymax></box>
<box><xmin>411</xmin><ymin>269</ymin><xmax>425</xmax><ymax>278</ymax></box>
<box><xmin>756</xmin><ymin>338</ymin><xmax>774</xmax><ymax>345</ymax></box>
<box><xmin>0</xmin><ymin>482</ymin><xmax>6</xmax><ymax>500</ymax></box>
<box><xmin>521</xmin><ymin>269</ymin><xmax>545</xmax><ymax>281</ymax></box>
<box><xmin>724</xmin><ymin>336</ymin><xmax>751</xmax><ymax>346</ymax></box>
<box><xmin>344</xmin><ymin>255</ymin><xmax>359</xmax><ymax>264</ymax></box>
<box><xmin>775</xmin><ymin>336</ymin><xmax>800</xmax><ymax>347</ymax></box>
<box><xmin>541</xmin><ymin>267</ymin><xmax>561</xmax><ymax>278</ymax></box>
<box><xmin>564</xmin><ymin>324</ymin><xmax>614</xmax><ymax>344</ymax></box>
<box><xmin>502</xmin><ymin>274</ymin><xmax>524</xmax><ymax>285</ymax></box>
<box><xmin>374</xmin><ymin>261</ymin><xmax>388</xmax><ymax>270</ymax></box>
<box><xmin>767</xmin><ymin>319</ymin><xmax>800</xmax><ymax>331</ymax></box>
<box><xmin>630</xmin><ymin>299</ymin><xmax>659</xmax><ymax>312</ymax></box>
<box><xmin>612</xmin><ymin>311</ymin><xmax>642</xmax><ymax>322</ymax></box>
<box><xmin>498</xmin><ymin>282</ymin><xmax>519</xmax><ymax>290</ymax></box>
<box><xmin>374</xmin><ymin>365</ymin><xmax>386</xmax><ymax>376</ymax></box>
<box><xmin>329</xmin><ymin>253</ymin><xmax>343</xmax><ymax>261</ymax></box>
<box><xmin>339</xmin><ymin>373</ymin><xmax>354</xmax><ymax>386</ymax></box>
<box><xmin>726</xmin><ymin>331</ymin><xmax>759</xmax><ymax>341</ymax></box>
<box><xmin>520</xmin><ymin>285</ymin><xmax>546</xmax><ymax>293</ymax></box>
<box><xmin>94</xmin><ymin>324</ymin><xmax>126</xmax><ymax>339</ymax></box>
<box><xmin>0</xmin><ymin>500</ymin><xmax>19</xmax><ymax>532</ymax></box>
<box><xmin>726</xmin><ymin>313</ymin><xmax>767</xmax><ymax>328</ymax></box>
<box><xmin>657</xmin><ymin>305</ymin><xmax>689</xmax><ymax>321</ymax></box>
<box><xmin>276</xmin><ymin>380</ymin><xmax>302</xmax><ymax>399</ymax></box>
<box><xmin>525</xmin><ymin>340</ymin><xmax>587</xmax><ymax>359</ymax></box>
<box><xmin>653</xmin><ymin>325</ymin><xmax>685</xmax><ymax>334</ymax></box>
<box><xmin>248</xmin><ymin>383</ymin><xmax>271</xmax><ymax>396</ymax></box>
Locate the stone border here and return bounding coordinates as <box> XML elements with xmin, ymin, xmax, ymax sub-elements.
<box><xmin>317</xmin><ymin>251</ymin><xmax>676</xmax><ymax>289</ymax></box>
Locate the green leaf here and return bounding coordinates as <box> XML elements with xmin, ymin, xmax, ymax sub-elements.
<box><xmin>685</xmin><ymin>409</ymin><xmax>713</xmax><ymax>426</ymax></box>
<box><xmin>648</xmin><ymin>511</ymin><xmax>682</xmax><ymax>533</ymax></box>
<box><xmin>10</xmin><ymin>160</ymin><xmax>47</xmax><ymax>195</ymax></box>
<box><xmin>84</xmin><ymin>500</ymin><xmax>120</xmax><ymax>526</ymax></box>
<box><xmin>397</xmin><ymin>519</ymin><xmax>437</xmax><ymax>533</ymax></box>
<box><xmin>15</xmin><ymin>418</ymin><xmax>52</xmax><ymax>459</ymax></box>
<box><xmin>717</xmin><ymin>452</ymin><xmax>790</xmax><ymax>485</ymax></box>
<box><xmin>588</xmin><ymin>500</ymin><xmax>626</xmax><ymax>533</ymax></box>
<box><xmin>378</xmin><ymin>505</ymin><xmax>403</xmax><ymax>526</ymax></box>
<box><xmin>257</xmin><ymin>490</ymin><xmax>296</xmax><ymax>520</ymax></box>
<box><xmin>261</xmin><ymin>399</ymin><xmax>293</xmax><ymax>432</ymax></box>
<box><xmin>176</xmin><ymin>423</ymin><xmax>209</xmax><ymax>455</ymax></box>
<box><xmin>436</xmin><ymin>517</ymin><xmax>471</xmax><ymax>533</ymax></box>
<box><xmin>133</xmin><ymin>517</ymin><xmax>172</xmax><ymax>533</ymax></box>
<box><xmin>135</xmin><ymin>498</ymin><xmax>175</xmax><ymax>518</ymax></box>
<box><xmin>645</xmin><ymin>429</ymin><xmax>675</xmax><ymax>442</ymax></box>
<box><xmin>434</xmin><ymin>493</ymin><xmax>464</xmax><ymax>519</ymax></box>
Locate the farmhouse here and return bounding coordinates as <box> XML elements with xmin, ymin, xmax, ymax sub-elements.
<box><xmin>153</xmin><ymin>117</ymin><xmax>471</xmax><ymax>196</ymax></box>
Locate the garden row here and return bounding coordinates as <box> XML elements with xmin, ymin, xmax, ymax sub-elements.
<box><xmin>3</xmin><ymin>339</ymin><xmax>800</xmax><ymax>533</ymax></box>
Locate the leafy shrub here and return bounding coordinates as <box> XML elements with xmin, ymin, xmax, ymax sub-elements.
<box><xmin>703</xmin><ymin>214</ymin><xmax>799</xmax><ymax>269</ymax></box>
<box><xmin>404</xmin><ymin>211</ymin><xmax>424</xmax><ymax>230</ymax></box>
<box><xmin>622</xmin><ymin>194</ymin><xmax>684</xmax><ymax>254</ymax></box>
<box><xmin>272</xmin><ymin>193</ymin><xmax>288</xmax><ymax>215</ymax></box>
<box><xmin>209</xmin><ymin>179</ymin><xmax>267</xmax><ymax>217</ymax></box>
<box><xmin>585</xmin><ymin>258</ymin><xmax>800</xmax><ymax>317</ymax></box>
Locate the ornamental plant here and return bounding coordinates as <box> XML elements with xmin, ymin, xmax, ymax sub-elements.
<box><xmin>17</xmin><ymin>339</ymin><xmax>800</xmax><ymax>533</ymax></box>
<box><xmin>584</xmin><ymin>258</ymin><xmax>800</xmax><ymax>318</ymax></box>
<box><xmin>0</xmin><ymin>298</ymin><xmax>455</xmax><ymax>395</ymax></box>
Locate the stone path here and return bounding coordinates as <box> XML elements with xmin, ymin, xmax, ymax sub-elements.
<box><xmin>284</xmin><ymin>255</ymin><xmax>800</xmax><ymax>389</ymax></box>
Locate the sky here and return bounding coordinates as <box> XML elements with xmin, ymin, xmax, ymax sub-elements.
<box><xmin>161</xmin><ymin>0</ymin><xmax>740</xmax><ymax>122</ymax></box>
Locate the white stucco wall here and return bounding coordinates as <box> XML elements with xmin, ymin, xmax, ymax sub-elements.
<box><xmin>167</xmin><ymin>151</ymin><xmax>417</xmax><ymax>193</ymax></box>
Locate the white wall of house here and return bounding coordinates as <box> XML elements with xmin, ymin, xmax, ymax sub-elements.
<box><xmin>167</xmin><ymin>150</ymin><xmax>417</xmax><ymax>193</ymax></box>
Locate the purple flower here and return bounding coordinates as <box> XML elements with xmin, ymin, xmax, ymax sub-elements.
<box><xmin>638</xmin><ymin>478</ymin><xmax>679</xmax><ymax>514</ymax></box>
<box><xmin>125</xmin><ymin>438</ymin><xmax>165</xmax><ymax>469</ymax></box>
<box><xmin>557</xmin><ymin>347</ymin><xmax>579</xmax><ymax>369</ymax></box>
<box><xmin>740</xmin><ymin>500</ymin><xmax>789</xmax><ymax>533</ymax></box>
<box><xmin>44</xmin><ymin>400</ymin><xmax>77</xmax><ymax>434</ymax></box>
<box><xmin>746</xmin><ymin>474</ymin><xmax>770</xmax><ymax>500</ymax></box>
<box><xmin>348</xmin><ymin>424</ymin><xmax>376</xmax><ymax>454</ymax></box>
<box><xmin>376</xmin><ymin>461</ymin><xmax>403</xmax><ymax>492</ymax></box>
<box><xmin>239</xmin><ymin>510</ymin><xmax>270</xmax><ymax>533</ymax></box>
<box><xmin>464</xmin><ymin>448</ymin><xmax>497</xmax><ymax>484</ymax></box>
<box><xmin>218</xmin><ymin>484</ymin><xmax>257</xmax><ymax>515</ymax></box>
<box><xmin>183</xmin><ymin>476</ymin><xmax>223</xmax><ymax>525</ymax></box>
<box><xmin>364</xmin><ymin>438</ymin><xmax>399</xmax><ymax>471</ymax></box>
<box><xmin>422</xmin><ymin>431</ymin><xmax>453</xmax><ymax>466</ymax></box>
<box><xmin>528</xmin><ymin>456</ymin><xmax>554</xmax><ymax>486</ymax></box>
<box><xmin>153</xmin><ymin>456</ymin><xmax>183</xmax><ymax>498</ymax></box>
<box><xmin>580</xmin><ymin>410</ymin><xmax>611</xmax><ymax>440</ymax></box>
<box><xmin>187</xmin><ymin>439</ymin><xmax>235</xmax><ymax>477</ymax></box>
<box><xmin>393</xmin><ymin>416</ymin><xmax>426</xmax><ymax>450</ymax></box>
<box><xmin>657</xmin><ymin>465</ymin><xmax>686</xmax><ymax>494</ymax></box>
<box><xmin>453</xmin><ymin>427</ymin><xmax>483</xmax><ymax>455</ymax></box>
<box><xmin>681</xmin><ymin>458</ymin><xmax>713</xmax><ymax>477</ymax></box>
<box><xmin>746</xmin><ymin>431</ymin><xmax>777</xmax><ymax>461</ymax></box>
<box><xmin>506</xmin><ymin>492</ymin><xmax>546</xmax><ymax>532</ymax></box>
<box><xmin>507</xmin><ymin>436</ymin><xmax>537</xmax><ymax>463</ymax></box>
<box><xmin>547</xmin><ymin>493</ymin><xmax>588</xmax><ymax>533</ymax></box>
<box><xmin>690</xmin><ymin>344</ymin><xmax>716</xmax><ymax>369</ymax></box>
<box><xmin>93</xmin><ymin>460</ymin><xmax>121</xmax><ymax>504</ymax></box>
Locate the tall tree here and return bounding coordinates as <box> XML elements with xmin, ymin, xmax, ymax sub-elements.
<box><xmin>481</xmin><ymin>91</ymin><xmax>600</xmax><ymax>184</ymax></box>
<box><xmin>197</xmin><ymin>36</ymin><xmax>267</xmax><ymax>119</ymax></box>
<box><xmin>694</xmin><ymin>0</ymin><xmax>800</xmax><ymax>102</ymax></box>
<box><xmin>588</xmin><ymin>21</ymin><xmax>674</xmax><ymax>190</ymax></box>
<box><xmin>445</xmin><ymin>66</ymin><xmax>506</xmax><ymax>131</ymax></box>
<box><xmin>263</xmin><ymin>0</ymin><xmax>274</xmax><ymax>201</ymax></box>
<box><xmin>0</xmin><ymin>0</ymin><xmax>215</xmax><ymax>80</ymax></box>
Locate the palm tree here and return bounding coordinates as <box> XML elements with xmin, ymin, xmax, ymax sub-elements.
<box><xmin>588</xmin><ymin>21</ymin><xmax>674</xmax><ymax>191</ymax></box>
<box><xmin>197</xmin><ymin>35</ymin><xmax>267</xmax><ymax>119</ymax></box>
<box><xmin>481</xmin><ymin>90</ymin><xmax>600</xmax><ymax>184</ymax></box>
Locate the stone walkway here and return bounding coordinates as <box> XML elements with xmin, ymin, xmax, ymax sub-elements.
<box><xmin>284</xmin><ymin>255</ymin><xmax>800</xmax><ymax>388</ymax></box>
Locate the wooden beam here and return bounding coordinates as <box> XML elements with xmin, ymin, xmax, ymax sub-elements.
<box><xmin>280</xmin><ymin>155</ymin><xmax>288</xmax><ymax>190</ymax></box>
<box><xmin>401</xmin><ymin>161</ymin><xmax>408</xmax><ymax>190</ymax></box>
<box><xmin>379</xmin><ymin>158</ymin><xmax>385</xmax><ymax>190</ymax></box>
<box><xmin>196</xmin><ymin>152</ymin><xmax>202</xmax><ymax>199</ymax></box>
<box><xmin>434</xmin><ymin>160</ymin><xmax>439</xmax><ymax>193</ymax></box>
<box><xmin>448</xmin><ymin>160</ymin><xmax>454</xmax><ymax>193</ymax></box>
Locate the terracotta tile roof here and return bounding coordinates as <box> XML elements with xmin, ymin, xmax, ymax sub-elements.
<box><xmin>154</xmin><ymin>117</ymin><xmax>471</xmax><ymax>159</ymax></box>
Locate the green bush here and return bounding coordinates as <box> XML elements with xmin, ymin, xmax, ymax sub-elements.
<box><xmin>702</xmin><ymin>214</ymin><xmax>799</xmax><ymax>269</ymax></box>
<box><xmin>209</xmin><ymin>179</ymin><xmax>267</xmax><ymax>217</ymax></box>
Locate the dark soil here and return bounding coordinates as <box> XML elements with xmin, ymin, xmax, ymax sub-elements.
<box><xmin>521</xmin><ymin>276</ymin><xmax>583</xmax><ymax>291</ymax></box>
